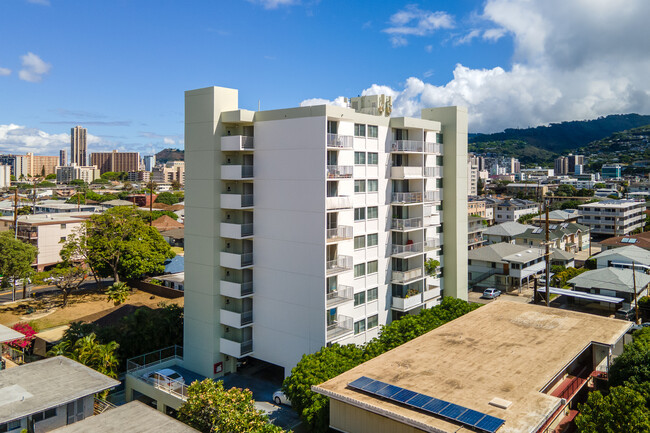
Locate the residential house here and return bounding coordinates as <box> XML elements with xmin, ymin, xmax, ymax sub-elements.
<box><xmin>592</xmin><ymin>245</ymin><xmax>650</xmax><ymax>270</ymax></box>
<box><xmin>568</xmin><ymin>267</ymin><xmax>650</xmax><ymax>310</ymax></box>
<box><xmin>514</xmin><ymin>222</ymin><xmax>590</xmax><ymax>253</ymax></box>
<box><xmin>531</xmin><ymin>209</ymin><xmax>580</xmax><ymax>225</ymax></box>
<box><xmin>600</xmin><ymin>232</ymin><xmax>650</xmax><ymax>251</ymax></box>
<box><xmin>494</xmin><ymin>198</ymin><xmax>538</xmax><ymax>223</ymax></box>
<box><xmin>483</xmin><ymin>221</ymin><xmax>534</xmax><ymax>245</ymax></box>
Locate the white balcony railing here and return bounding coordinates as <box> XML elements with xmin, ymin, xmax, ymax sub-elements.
<box><xmin>392</xmin><ymin>192</ymin><xmax>423</xmax><ymax>203</ymax></box>
<box><xmin>391</xmin><ymin>242</ymin><xmax>424</xmax><ymax>256</ymax></box>
<box><xmin>327</xmin><ymin>133</ymin><xmax>354</xmax><ymax>149</ymax></box>
<box><xmin>326</xmin><ymin>256</ymin><xmax>353</xmax><ymax>275</ymax></box>
<box><xmin>425</xmin><ymin>238</ymin><xmax>440</xmax><ymax>250</ymax></box>
<box><xmin>221</xmin><ymin>135</ymin><xmax>254</xmax><ymax>151</ymax></box>
<box><xmin>327</xmin><ymin>314</ymin><xmax>353</xmax><ymax>340</ymax></box>
<box><xmin>326</xmin><ymin>196</ymin><xmax>352</xmax><ymax>210</ymax></box>
<box><xmin>392</xmin><ymin>268</ymin><xmax>424</xmax><ymax>283</ymax></box>
<box><xmin>392</xmin><ymin>293</ymin><xmax>423</xmax><ymax>311</ymax></box>
<box><xmin>392</xmin><ymin>140</ymin><xmax>424</xmax><ymax>152</ymax></box>
<box><xmin>327</xmin><ymin>165</ymin><xmax>353</xmax><ymax>179</ymax></box>
<box><xmin>424</xmin><ymin>191</ymin><xmax>442</xmax><ymax>202</ymax></box>
<box><xmin>326</xmin><ymin>285</ymin><xmax>354</xmax><ymax>307</ymax></box>
<box><xmin>424</xmin><ymin>166</ymin><xmax>443</xmax><ymax>177</ymax></box>
<box><xmin>326</xmin><ymin>225</ymin><xmax>353</xmax><ymax>241</ymax></box>
<box><xmin>425</xmin><ymin>142</ymin><xmax>442</xmax><ymax>154</ymax></box>
<box><xmin>391</xmin><ymin>217</ymin><xmax>423</xmax><ymax>230</ymax></box>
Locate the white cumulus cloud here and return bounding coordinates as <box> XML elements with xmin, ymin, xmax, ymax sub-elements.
<box><xmin>18</xmin><ymin>52</ymin><xmax>51</xmax><ymax>82</ymax></box>
<box><xmin>0</xmin><ymin>67</ymin><xmax>10</xmax><ymax>76</ymax></box>
<box><xmin>383</xmin><ymin>5</ymin><xmax>454</xmax><ymax>46</ymax></box>
<box><xmin>0</xmin><ymin>124</ymin><xmax>116</xmax><ymax>156</ymax></box>
<box><xmin>300</xmin><ymin>97</ymin><xmax>349</xmax><ymax>108</ymax></box>
<box><xmin>247</xmin><ymin>0</ymin><xmax>299</xmax><ymax>9</ymax></box>
<box><xmin>309</xmin><ymin>0</ymin><xmax>650</xmax><ymax>133</ymax></box>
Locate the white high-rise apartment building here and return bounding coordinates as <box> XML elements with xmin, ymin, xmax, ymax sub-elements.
<box><xmin>184</xmin><ymin>86</ymin><xmax>468</xmax><ymax>379</ymax></box>
<box><xmin>143</xmin><ymin>155</ymin><xmax>156</xmax><ymax>172</ymax></box>
<box><xmin>71</xmin><ymin>126</ymin><xmax>87</xmax><ymax>166</ymax></box>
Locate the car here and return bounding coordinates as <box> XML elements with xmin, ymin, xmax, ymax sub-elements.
<box><xmin>142</xmin><ymin>368</ymin><xmax>185</xmax><ymax>389</ymax></box>
<box><xmin>615</xmin><ymin>307</ymin><xmax>636</xmax><ymax>321</ymax></box>
<box><xmin>273</xmin><ymin>389</ymin><xmax>291</xmax><ymax>406</ymax></box>
<box><xmin>482</xmin><ymin>288</ymin><xmax>501</xmax><ymax>299</ymax></box>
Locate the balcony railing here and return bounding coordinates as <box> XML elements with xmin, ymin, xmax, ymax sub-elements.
<box><xmin>425</xmin><ymin>238</ymin><xmax>440</xmax><ymax>250</ymax></box>
<box><xmin>391</xmin><ymin>242</ymin><xmax>424</xmax><ymax>256</ymax></box>
<box><xmin>391</xmin><ymin>217</ymin><xmax>423</xmax><ymax>230</ymax></box>
<box><xmin>392</xmin><ymin>192</ymin><xmax>423</xmax><ymax>203</ymax></box>
<box><xmin>392</xmin><ymin>293</ymin><xmax>423</xmax><ymax>311</ymax></box>
<box><xmin>326</xmin><ymin>225</ymin><xmax>353</xmax><ymax>241</ymax></box>
<box><xmin>327</xmin><ymin>314</ymin><xmax>353</xmax><ymax>340</ymax></box>
<box><xmin>425</xmin><ymin>142</ymin><xmax>442</xmax><ymax>154</ymax></box>
<box><xmin>326</xmin><ymin>285</ymin><xmax>354</xmax><ymax>307</ymax></box>
<box><xmin>424</xmin><ymin>166</ymin><xmax>443</xmax><ymax>177</ymax></box>
<box><xmin>392</xmin><ymin>140</ymin><xmax>424</xmax><ymax>152</ymax></box>
<box><xmin>220</xmin><ymin>337</ymin><xmax>253</xmax><ymax>358</ymax></box>
<box><xmin>392</xmin><ymin>268</ymin><xmax>424</xmax><ymax>283</ymax></box>
<box><xmin>327</xmin><ymin>133</ymin><xmax>354</xmax><ymax>149</ymax></box>
<box><xmin>221</xmin><ymin>135</ymin><xmax>254</xmax><ymax>151</ymax></box>
<box><xmin>424</xmin><ymin>191</ymin><xmax>442</xmax><ymax>202</ymax></box>
<box><xmin>326</xmin><ymin>196</ymin><xmax>352</xmax><ymax>210</ymax></box>
<box><xmin>220</xmin><ymin>279</ymin><xmax>253</xmax><ymax>298</ymax></box>
<box><xmin>326</xmin><ymin>255</ymin><xmax>353</xmax><ymax>275</ymax></box>
<box><xmin>327</xmin><ymin>165</ymin><xmax>353</xmax><ymax>179</ymax></box>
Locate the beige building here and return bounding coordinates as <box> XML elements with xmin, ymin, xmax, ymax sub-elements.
<box><xmin>152</xmin><ymin>161</ymin><xmax>185</xmax><ymax>184</ymax></box>
<box><xmin>468</xmin><ymin>154</ymin><xmax>479</xmax><ymax>196</ymax></box>
<box><xmin>90</xmin><ymin>150</ymin><xmax>140</xmax><ymax>174</ymax></box>
<box><xmin>56</xmin><ymin>164</ymin><xmax>100</xmax><ymax>184</ymax></box>
<box><xmin>0</xmin><ymin>212</ymin><xmax>92</xmax><ymax>271</ymax></box>
<box><xmin>14</xmin><ymin>153</ymin><xmax>59</xmax><ymax>178</ymax></box>
<box><xmin>183</xmin><ymin>86</ymin><xmax>468</xmax><ymax>380</ymax></box>
<box><xmin>70</xmin><ymin>126</ymin><xmax>87</xmax><ymax>166</ymax></box>
<box><xmin>314</xmin><ymin>301</ymin><xmax>630</xmax><ymax>433</ymax></box>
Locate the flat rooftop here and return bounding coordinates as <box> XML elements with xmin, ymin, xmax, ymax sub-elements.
<box><xmin>0</xmin><ymin>324</ymin><xmax>23</xmax><ymax>344</ymax></box>
<box><xmin>51</xmin><ymin>401</ymin><xmax>198</xmax><ymax>432</ymax></box>
<box><xmin>0</xmin><ymin>212</ymin><xmax>93</xmax><ymax>225</ymax></box>
<box><xmin>0</xmin><ymin>356</ymin><xmax>120</xmax><ymax>423</ymax></box>
<box><xmin>314</xmin><ymin>301</ymin><xmax>631</xmax><ymax>433</ymax></box>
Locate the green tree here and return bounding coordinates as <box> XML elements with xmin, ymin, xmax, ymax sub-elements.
<box><xmin>101</xmin><ymin>171</ymin><xmax>127</xmax><ymax>181</ymax></box>
<box><xmin>70</xmin><ymin>179</ymin><xmax>87</xmax><ymax>187</ymax></box>
<box><xmin>178</xmin><ymin>379</ymin><xmax>286</xmax><ymax>433</ymax></box>
<box><xmin>33</xmin><ymin>264</ymin><xmax>87</xmax><ymax>307</ymax></box>
<box><xmin>551</xmin><ymin>267</ymin><xmax>588</xmax><ymax>288</ymax></box>
<box><xmin>576</xmin><ymin>386</ymin><xmax>650</xmax><ymax>433</ymax></box>
<box><xmin>45</xmin><ymin>173</ymin><xmax>56</xmax><ymax>180</ymax></box>
<box><xmin>171</xmin><ymin>180</ymin><xmax>182</xmax><ymax>191</ymax></box>
<box><xmin>48</xmin><ymin>333</ymin><xmax>120</xmax><ymax>379</ymax></box>
<box><xmin>105</xmin><ymin>281</ymin><xmax>131</xmax><ymax>306</ymax></box>
<box><xmin>155</xmin><ymin>191</ymin><xmax>180</xmax><ymax>205</ymax></box>
<box><xmin>84</xmin><ymin>206</ymin><xmax>175</xmax><ymax>282</ymax></box>
<box><xmin>594</xmin><ymin>183</ymin><xmax>606</xmax><ymax>189</ymax></box>
<box><xmin>0</xmin><ymin>232</ymin><xmax>37</xmax><ymax>300</ymax></box>
<box><xmin>37</xmin><ymin>181</ymin><xmax>56</xmax><ymax>188</ymax></box>
<box><xmin>91</xmin><ymin>178</ymin><xmax>110</xmax><ymax>185</ymax></box>
<box><xmin>609</xmin><ymin>328</ymin><xmax>650</xmax><ymax>387</ymax></box>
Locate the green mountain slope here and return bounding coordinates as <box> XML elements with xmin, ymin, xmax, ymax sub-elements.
<box><xmin>156</xmin><ymin>148</ymin><xmax>184</xmax><ymax>164</ymax></box>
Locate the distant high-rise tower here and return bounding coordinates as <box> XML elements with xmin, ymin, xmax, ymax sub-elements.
<box><xmin>143</xmin><ymin>155</ymin><xmax>156</xmax><ymax>172</ymax></box>
<box><xmin>59</xmin><ymin>149</ymin><xmax>67</xmax><ymax>166</ymax></box>
<box><xmin>71</xmin><ymin>126</ymin><xmax>87</xmax><ymax>166</ymax></box>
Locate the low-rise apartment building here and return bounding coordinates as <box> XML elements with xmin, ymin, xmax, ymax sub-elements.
<box><xmin>494</xmin><ymin>198</ymin><xmax>538</xmax><ymax>223</ymax></box>
<box><xmin>0</xmin><ymin>213</ymin><xmax>92</xmax><ymax>271</ymax></box>
<box><xmin>90</xmin><ymin>150</ymin><xmax>140</xmax><ymax>174</ymax></box>
<box><xmin>313</xmin><ymin>301</ymin><xmax>629</xmax><ymax>433</ymax></box>
<box><xmin>56</xmin><ymin>164</ymin><xmax>100</xmax><ymax>184</ymax></box>
<box><xmin>514</xmin><ymin>222</ymin><xmax>590</xmax><ymax>253</ymax></box>
<box><xmin>0</xmin><ymin>356</ymin><xmax>119</xmax><ymax>433</ymax></box>
<box><xmin>483</xmin><ymin>221</ymin><xmax>534</xmax><ymax>245</ymax></box>
<box><xmin>578</xmin><ymin>199</ymin><xmax>645</xmax><ymax>237</ymax></box>
<box><xmin>0</xmin><ymin>165</ymin><xmax>10</xmax><ymax>189</ymax></box>
<box><xmin>468</xmin><ymin>216</ymin><xmax>486</xmax><ymax>250</ymax></box>
<box><xmin>152</xmin><ymin>161</ymin><xmax>185</xmax><ymax>185</ymax></box>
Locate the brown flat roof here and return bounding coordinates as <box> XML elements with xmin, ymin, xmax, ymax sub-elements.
<box><xmin>314</xmin><ymin>301</ymin><xmax>630</xmax><ymax>433</ymax></box>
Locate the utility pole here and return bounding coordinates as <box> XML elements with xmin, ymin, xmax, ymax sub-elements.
<box><xmin>13</xmin><ymin>188</ymin><xmax>18</xmax><ymax>240</ymax></box>
<box><xmin>149</xmin><ymin>182</ymin><xmax>154</xmax><ymax>226</ymax></box>
<box><xmin>545</xmin><ymin>199</ymin><xmax>551</xmax><ymax>307</ymax></box>
<box><xmin>633</xmin><ymin>261</ymin><xmax>639</xmax><ymax>324</ymax></box>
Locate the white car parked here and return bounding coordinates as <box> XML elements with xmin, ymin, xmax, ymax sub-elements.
<box><xmin>143</xmin><ymin>368</ymin><xmax>185</xmax><ymax>390</ymax></box>
<box><xmin>273</xmin><ymin>389</ymin><xmax>291</xmax><ymax>406</ymax></box>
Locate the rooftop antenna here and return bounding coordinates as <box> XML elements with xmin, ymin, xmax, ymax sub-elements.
<box><xmin>258</xmin><ymin>99</ymin><xmax>261</xmax><ymax>112</ymax></box>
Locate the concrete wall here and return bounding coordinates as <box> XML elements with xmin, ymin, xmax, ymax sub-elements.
<box><xmin>329</xmin><ymin>399</ymin><xmax>425</xmax><ymax>433</ymax></box>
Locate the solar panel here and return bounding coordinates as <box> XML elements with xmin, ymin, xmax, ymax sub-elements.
<box><xmin>476</xmin><ymin>415</ymin><xmax>506</xmax><ymax>433</ymax></box>
<box><xmin>532</xmin><ymin>228</ymin><xmax>543</xmax><ymax>234</ymax></box>
<box><xmin>561</xmin><ymin>223</ymin><xmax>568</xmax><ymax>229</ymax></box>
<box><xmin>347</xmin><ymin>377</ymin><xmax>506</xmax><ymax>433</ymax></box>
<box><xmin>549</xmin><ymin>224</ymin><xmax>558</xmax><ymax>230</ymax></box>
<box><xmin>392</xmin><ymin>388</ymin><xmax>419</xmax><ymax>403</ymax></box>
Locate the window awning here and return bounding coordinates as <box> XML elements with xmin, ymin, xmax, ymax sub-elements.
<box><xmin>536</xmin><ymin>287</ymin><xmax>625</xmax><ymax>304</ymax></box>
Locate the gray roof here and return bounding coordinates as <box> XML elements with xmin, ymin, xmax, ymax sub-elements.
<box><xmin>551</xmin><ymin>249</ymin><xmax>576</xmax><ymax>261</ymax></box>
<box><xmin>594</xmin><ymin>245</ymin><xmax>650</xmax><ymax>266</ymax></box>
<box><xmin>102</xmin><ymin>199</ymin><xmax>134</xmax><ymax>207</ymax></box>
<box><xmin>568</xmin><ymin>268</ymin><xmax>650</xmax><ymax>293</ymax></box>
<box><xmin>468</xmin><ymin>243</ymin><xmax>531</xmax><ymax>263</ymax></box>
<box><xmin>0</xmin><ymin>356</ymin><xmax>120</xmax><ymax>423</ymax></box>
<box><xmin>0</xmin><ymin>324</ymin><xmax>23</xmax><ymax>344</ymax></box>
<box><xmin>51</xmin><ymin>401</ymin><xmax>198</xmax><ymax>432</ymax></box>
<box><xmin>534</xmin><ymin>209</ymin><xmax>580</xmax><ymax>221</ymax></box>
<box><xmin>484</xmin><ymin>222</ymin><xmax>535</xmax><ymax>237</ymax></box>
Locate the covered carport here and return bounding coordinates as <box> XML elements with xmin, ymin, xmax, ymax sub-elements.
<box><xmin>536</xmin><ymin>287</ymin><xmax>624</xmax><ymax>314</ymax></box>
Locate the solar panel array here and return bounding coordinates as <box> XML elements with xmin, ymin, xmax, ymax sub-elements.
<box><xmin>621</xmin><ymin>237</ymin><xmax>638</xmax><ymax>244</ymax></box>
<box><xmin>348</xmin><ymin>376</ymin><xmax>505</xmax><ymax>433</ymax></box>
<box><xmin>532</xmin><ymin>228</ymin><xmax>543</xmax><ymax>234</ymax></box>
<box><xmin>560</xmin><ymin>223</ymin><xmax>569</xmax><ymax>229</ymax></box>
<box><xmin>549</xmin><ymin>224</ymin><xmax>558</xmax><ymax>230</ymax></box>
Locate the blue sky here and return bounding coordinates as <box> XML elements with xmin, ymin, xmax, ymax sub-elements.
<box><xmin>1</xmin><ymin>0</ymin><xmax>649</xmax><ymax>156</ymax></box>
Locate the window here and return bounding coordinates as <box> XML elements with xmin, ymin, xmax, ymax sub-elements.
<box><xmin>354</xmin><ymin>235</ymin><xmax>366</xmax><ymax>250</ymax></box>
<box><xmin>354</xmin><ymin>180</ymin><xmax>366</xmax><ymax>193</ymax></box>
<box><xmin>60</xmin><ymin>224</ymin><xmax>66</xmax><ymax>229</ymax></box>
<box><xmin>60</xmin><ymin>236</ymin><xmax>67</xmax><ymax>242</ymax></box>
<box><xmin>354</xmin><ymin>263</ymin><xmax>366</xmax><ymax>278</ymax></box>
<box><xmin>1</xmin><ymin>420</ymin><xmax>22</xmax><ymax>432</ymax></box>
<box><xmin>354</xmin><ymin>319</ymin><xmax>366</xmax><ymax>334</ymax></box>
<box><xmin>354</xmin><ymin>123</ymin><xmax>366</xmax><ymax>137</ymax></box>
<box><xmin>33</xmin><ymin>408</ymin><xmax>57</xmax><ymax>422</ymax></box>
<box><xmin>367</xmin><ymin>260</ymin><xmax>378</xmax><ymax>274</ymax></box>
<box><xmin>327</xmin><ymin>120</ymin><xmax>338</xmax><ymax>134</ymax></box>
<box><xmin>367</xmin><ymin>314</ymin><xmax>379</xmax><ymax>329</ymax></box>
<box><xmin>354</xmin><ymin>291</ymin><xmax>366</xmax><ymax>306</ymax></box>
<box><xmin>367</xmin><ymin>152</ymin><xmax>378</xmax><ymax>165</ymax></box>
<box><xmin>367</xmin><ymin>287</ymin><xmax>378</xmax><ymax>301</ymax></box>
<box><xmin>354</xmin><ymin>208</ymin><xmax>366</xmax><ymax>221</ymax></box>
<box><xmin>367</xmin><ymin>125</ymin><xmax>378</xmax><ymax>138</ymax></box>
<box><xmin>367</xmin><ymin>233</ymin><xmax>378</xmax><ymax>247</ymax></box>
<box><xmin>367</xmin><ymin>206</ymin><xmax>378</xmax><ymax>219</ymax></box>
<box><xmin>354</xmin><ymin>152</ymin><xmax>366</xmax><ymax>165</ymax></box>
<box><xmin>367</xmin><ymin>179</ymin><xmax>378</xmax><ymax>192</ymax></box>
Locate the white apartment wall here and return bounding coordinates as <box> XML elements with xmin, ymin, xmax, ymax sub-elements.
<box><xmin>35</xmin><ymin>221</ymin><xmax>84</xmax><ymax>269</ymax></box>
<box><xmin>0</xmin><ymin>165</ymin><xmax>10</xmax><ymax>188</ymax></box>
<box><xmin>252</xmin><ymin>115</ymin><xmax>329</xmax><ymax>373</ymax></box>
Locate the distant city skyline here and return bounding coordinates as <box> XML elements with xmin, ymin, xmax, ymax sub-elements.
<box><xmin>1</xmin><ymin>0</ymin><xmax>649</xmax><ymax>157</ymax></box>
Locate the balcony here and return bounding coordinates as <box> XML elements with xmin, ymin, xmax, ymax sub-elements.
<box><xmin>327</xmin><ymin>133</ymin><xmax>354</xmax><ymax>149</ymax></box>
<box><xmin>220</xmin><ymin>280</ymin><xmax>253</xmax><ymax>298</ymax></box>
<box><xmin>220</xmin><ymin>222</ymin><xmax>254</xmax><ymax>239</ymax></box>
<box><xmin>425</xmin><ymin>238</ymin><xmax>440</xmax><ymax>250</ymax></box>
<box><xmin>391</xmin><ymin>217</ymin><xmax>423</xmax><ymax>231</ymax></box>
<box><xmin>221</xmin><ymin>165</ymin><xmax>254</xmax><ymax>180</ymax></box>
<box><xmin>425</xmin><ymin>142</ymin><xmax>442</xmax><ymax>154</ymax></box>
<box><xmin>221</xmin><ymin>193</ymin><xmax>254</xmax><ymax>209</ymax></box>
<box><xmin>326</xmin><ymin>225</ymin><xmax>353</xmax><ymax>242</ymax></box>
<box><xmin>326</xmin><ymin>255</ymin><xmax>353</xmax><ymax>275</ymax></box>
<box><xmin>392</xmin><ymin>140</ymin><xmax>424</xmax><ymax>153</ymax></box>
<box><xmin>327</xmin><ymin>314</ymin><xmax>353</xmax><ymax>341</ymax></box>
<box><xmin>220</xmin><ymin>309</ymin><xmax>253</xmax><ymax>328</ymax></box>
<box><xmin>391</xmin><ymin>242</ymin><xmax>424</xmax><ymax>258</ymax></box>
<box><xmin>424</xmin><ymin>191</ymin><xmax>442</xmax><ymax>202</ymax></box>
<box><xmin>391</xmin><ymin>166</ymin><xmax>423</xmax><ymax>179</ymax></box>
<box><xmin>326</xmin><ymin>285</ymin><xmax>354</xmax><ymax>307</ymax></box>
<box><xmin>392</xmin><ymin>293</ymin><xmax>423</xmax><ymax>311</ymax></box>
<box><xmin>423</xmin><ymin>286</ymin><xmax>441</xmax><ymax>301</ymax></box>
<box><xmin>221</xmin><ymin>135</ymin><xmax>254</xmax><ymax>151</ymax></box>
<box><xmin>392</xmin><ymin>268</ymin><xmax>424</xmax><ymax>283</ymax></box>
<box><xmin>327</xmin><ymin>165</ymin><xmax>353</xmax><ymax>179</ymax></box>
<box><xmin>424</xmin><ymin>166</ymin><xmax>443</xmax><ymax>177</ymax></box>
<box><xmin>220</xmin><ymin>252</ymin><xmax>253</xmax><ymax>269</ymax></box>
<box><xmin>220</xmin><ymin>337</ymin><xmax>253</xmax><ymax>358</ymax></box>
<box><xmin>326</xmin><ymin>196</ymin><xmax>352</xmax><ymax>210</ymax></box>
<box><xmin>392</xmin><ymin>192</ymin><xmax>423</xmax><ymax>204</ymax></box>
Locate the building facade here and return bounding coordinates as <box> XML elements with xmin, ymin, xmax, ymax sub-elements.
<box><xmin>0</xmin><ymin>165</ymin><xmax>10</xmax><ymax>189</ymax></box>
<box><xmin>152</xmin><ymin>161</ymin><xmax>185</xmax><ymax>184</ymax></box>
<box><xmin>494</xmin><ymin>198</ymin><xmax>538</xmax><ymax>223</ymax></box>
<box><xmin>578</xmin><ymin>199</ymin><xmax>645</xmax><ymax>237</ymax></box>
<box><xmin>70</xmin><ymin>126</ymin><xmax>87</xmax><ymax>166</ymax></box>
<box><xmin>143</xmin><ymin>155</ymin><xmax>156</xmax><ymax>171</ymax></box>
<box><xmin>13</xmin><ymin>153</ymin><xmax>59</xmax><ymax>178</ymax></box>
<box><xmin>56</xmin><ymin>164</ymin><xmax>100</xmax><ymax>184</ymax></box>
<box><xmin>467</xmin><ymin>154</ymin><xmax>479</xmax><ymax>196</ymax></box>
<box><xmin>59</xmin><ymin>149</ymin><xmax>67</xmax><ymax>167</ymax></box>
<box><xmin>183</xmin><ymin>86</ymin><xmax>468</xmax><ymax>380</ymax></box>
<box><xmin>601</xmin><ymin>164</ymin><xmax>622</xmax><ymax>179</ymax></box>
<box><xmin>90</xmin><ymin>150</ymin><xmax>140</xmax><ymax>174</ymax></box>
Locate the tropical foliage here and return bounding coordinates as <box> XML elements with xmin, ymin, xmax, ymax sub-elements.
<box><xmin>48</xmin><ymin>333</ymin><xmax>120</xmax><ymax>378</ymax></box>
<box><xmin>6</xmin><ymin>322</ymin><xmax>36</xmax><ymax>350</ymax></box>
<box><xmin>0</xmin><ymin>232</ymin><xmax>37</xmax><ymax>297</ymax></box>
<box><xmin>34</xmin><ymin>264</ymin><xmax>87</xmax><ymax>307</ymax></box>
<box><xmin>105</xmin><ymin>281</ymin><xmax>131</xmax><ymax>306</ymax></box>
<box><xmin>178</xmin><ymin>379</ymin><xmax>286</xmax><ymax>433</ymax></box>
